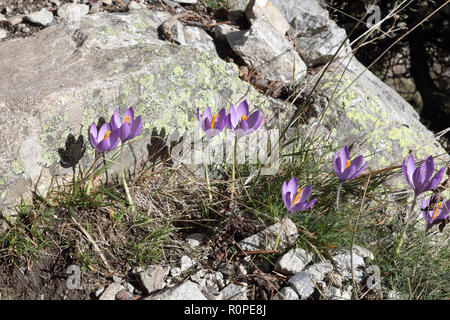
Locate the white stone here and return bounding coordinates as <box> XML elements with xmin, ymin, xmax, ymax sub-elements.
<box><xmin>145</xmin><ymin>281</ymin><xmax>207</xmax><ymax>300</ymax></box>
<box><xmin>170</xmin><ymin>267</ymin><xmax>181</xmax><ymax>277</ymax></box>
<box><xmin>217</xmin><ymin>282</ymin><xmax>248</xmax><ymax>300</ymax></box>
<box><xmin>180</xmin><ymin>255</ymin><xmax>195</xmax><ymax>272</ymax></box>
<box><xmin>275</xmin><ymin>248</ymin><xmax>313</xmax><ymax>275</ymax></box>
<box><xmin>272</xmin><ymin>286</ymin><xmax>299</xmax><ymax>300</ymax></box>
<box><xmin>26</xmin><ymin>9</ymin><xmax>54</xmax><ymax>26</ymax></box>
<box><xmin>99</xmin><ymin>283</ymin><xmax>125</xmax><ymax>300</ymax></box>
<box><xmin>0</xmin><ymin>29</ymin><xmax>8</xmax><ymax>40</ymax></box>
<box><xmin>186</xmin><ymin>233</ymin><xmax>205</xmax><ymax>248</ymax></box>
<box><xmin>227</xmin><ymin>15</ymin><xmax>306</xmax><ymax>84</ymax></box>
<box><xmin>332</xmin><ymin>250</ymin><xmax>365</xmax><ymax>283</ymax></box>
<box><xmin>245</xmin><ymin>0</ymin><xmax>290</xmax><ymax>35</ymax></box>
<box><xmin>288</xmin><ymin>271</ymin><xmax>318</xmax><ymax>299</ymax></box>
<box><xmin>238</xmin><ymin>218</ymin><xmax>299</xmax><ymax>251</ymax></box>
<box><xmin>57</xmin><ymin>4</ymin><xmax>89</xmax><ymax>24</ymax></box>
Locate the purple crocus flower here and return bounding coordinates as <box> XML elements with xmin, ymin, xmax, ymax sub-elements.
<box><xmin>110</xmin><ymin>107</ymin><xmax>143</xmax><ymax>143</ymax></box>
<box><xmin>421</xmin><ymin>195</ymin><xmax>450</xmax><ymax>230</ymax></box>
<box><xmin>226</xmin><ymin>100</ymin><xmax>262</xmax><ymax>137</ymax></box>
<box><xmin>89</xmin><ymin>121</ymin><xmax>120</xmax><ymax>153</ymax></box>
<box><xmin>196</xmin><ymin>106</ymin><xmax>227</xmax><ymax>138</ymax></box>
<box><xmin>281</xmin><ymin>176</ymin><xmax>317</xmax><ymax>213</ymax></box>
<box><xmin>402</xmin><ymin>154</ymin><xmax>444</xmax><ymax>195</ymax></box>
<box><xmin>334</xmin><ymin>145</ymin><xmax>367</xmax><ymax>183</ymax></box>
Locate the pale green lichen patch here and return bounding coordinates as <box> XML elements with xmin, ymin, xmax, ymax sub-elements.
<box><xmin>12</xmin><ymin>160</ymin><xmax>26</xmax><ymax>175</ymax></box>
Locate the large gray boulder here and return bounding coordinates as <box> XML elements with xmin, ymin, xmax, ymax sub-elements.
<box><xmin>270</xmin><ymin>0</ymin><xmax>352</xmax><ymax>66</ymax></box>
<box><xmin>312</xmin><ymin>56</ymin><xmax>449</xmax><ymax>192</ymax></box>
<box><xmin>0</xmin><ymin>10</ymin><xmax>279</xmax><ymax>217</ymax></box>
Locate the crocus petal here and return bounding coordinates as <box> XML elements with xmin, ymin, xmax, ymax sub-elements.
<box><xmin>301</xmin><ymin>197</ymin><xmax>317</xmax><ymax>211</ymax></box>
<box><xmin>98</xmin><ymin>123</ymin><xmax>112</xmax><ymax>143</ymax></box>
<box><xmin>235</xmin><ymin>120</ymin><xmax>249</xmax><ymax>138</ymax></box>
<box><xmin>120</xmin><ymin>122</ymin><xmax>131</xmax><ymax>141</ymax></box>
<box><xmin>299</xmin><ymin>185</ymin><xmax>313</xmax><ymax>205</ymax></box>
<box><xmin>236</xmin><ymin>100</ymin><xmax>249</xmax><ymax>119</ymax></box>
<box><xmin>283</xmin><ymin>191</ymin><xmax>292</xmax><ymax>211</ymax></box>
<box><xmin>334</xmin><ymin>153</ymin><xmax>342</xmax><ymax>177</ymax></box>
<box><xmin>203</xmin><ymin>107</ymin><xmax>213</xmax><ymax>122</ymax></box>
<box><xmin>421</xmin><ymin>195</ymin><xmax>432</xmax><ymax>209</ymax></box>
<box><xmin>228</xmin><ymin>104</ymin><xmax>239</xmax><ymax>129</ymax></box>
<box><xmin>111</xmin><ymin>109</ymin><xmax>122</xmax><ymax>131</ymax></box>
<box><xmin>339</xmin><ymin>146</ymin><xmax>350</xmax><ymax>170</ymax></box>
<box><xmin>128</xmin><ymin>115</ymin><xmax>142</xmax><ymax>140</ymax></box>
<box><xmin>422</xmin><ymin>167</ymin><xmax>445</xmax><ymax>193</ymax></box>
<box><xmin>286</xmin><ymin>177</ymin><xmax>298</xmax><ymax>203</ymax></box>
<box><xmin>406</xmin><ymin>154</ymin><xmax>416</xmax><ymax>186</ymax></box>
<box><xmin>246</xmin><ymin>110</ymin><xmax>261</xmax><ymax>130</ymax></box>
<box><xmin>124</xmin><ymin>107</ymin><xmax>134</xmax><ymax>120</ymax></box>
<box><xmin>412</xmin><ymin>167</ymin><xmax>424</xmax><ymax>193</ymax></box>
<box><xmin>402</xmin><ymin>159</ymin><xmax>411</xmax><ymax>186</ymax></box>
<box><xmin>352</xmin><ymin>162</ymin><xmax>367</xmax><ymax>179</ymax></box>
<box><xmin>341</xmin><ymin>163</ymin><xmax>357</xmax><ymax>181</ymax></box>
<box><xmin>196</xmin><ymin>108</ymin><xmax>201</xmax><ymax>123</ymax></box>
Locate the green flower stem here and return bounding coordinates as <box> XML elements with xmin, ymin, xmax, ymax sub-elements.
<box><xmin>273</xmin><ymin>217</ymin><xmax>285</xmax><ymax>252</ymax></box>
<box><xmin>394</xmin><ymin>193</ymin><xmax>418</xmax><ymax>258</ymax></box>
<box><xmin>121</xmin><ymin>144</ymin><xmax>135</xmax><ymax>214</ymax></box>
<box><xmin>85</xmin><ymin>152</ymin><xmax>99</xmax><ymax>195</ymax></box>
<box><xmin>336</xmin><ymin>182</ymin><xmax>343</xmax><ymax>211</ymax></box>
<box><xmin>204</xmin><ymin>162</ymin><xmax>213</xmax><ymax>203</ymax></box>
<box><xmin>231</xmin><ymin>134</ymin><xmax>238</xmax><ymax>195</ymax></box>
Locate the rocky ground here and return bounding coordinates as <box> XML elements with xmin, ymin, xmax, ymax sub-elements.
<box><xmin>0</xmin><ymin>0</ymin><xmax>448</xmax><ymax>301</ymax></box>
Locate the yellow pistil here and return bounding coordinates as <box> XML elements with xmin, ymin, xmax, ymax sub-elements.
<box><xmin>124</xmin><ymin>116</ymin><xmax>130</xmax><ymax>125</ymax></box>
<box><xmin>292</xmin><ymin>188</ymin><xmax>303</xmax><ymax>205</ymax></box>
<box><xmin>210</xmin><ymin>114</ymin><xmax>219</xmax><ymax>129</ymax></box>
<box><xmin>432</xmin><ymin>202</ymin><xmax>443</xmax><ymax>220</ymax></box>
<box><xmin>103</xmin><ymin>131</ymin><xmax>111</xmax><ymax>140</ymax></box>
<box><xmin>345</xmin><ymin>159</ymin><xmax>351</xmax><ymax>169</ymax></box>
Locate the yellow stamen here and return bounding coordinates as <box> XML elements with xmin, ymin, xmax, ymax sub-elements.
<box><xmin>211</xmin><ymin>114</ymin><xmax>219</xmax><ymax>129</ymax></box>
<box><xmin>124</xmin><ymin>116</ymin><xmax>130</xmax><ymax>125</ymax></box>
<box><xmin>292</xmin><ymin>188</ymin><xmax>303</xmax><ymax>205</ymax></box>
<box><xmin>103</xmin><ymin>131</ymin><xmax>111</xmax><ymax>140</ymax></box>
<box><xmin>345</xmin><ymin>159</ymin><xmax>351</xmax><ymax>169</ymax></box>
<box><xmin>241</xmin><ymin>115</ymin><xmax>248</xmax><ymax>121</ymax></box>
<box><xmin>431</xmin><ymin>202</ymin><xmax>443</xmax><ymax>220</ymax></box>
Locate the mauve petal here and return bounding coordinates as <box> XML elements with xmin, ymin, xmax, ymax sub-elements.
<box><xmin>421</xmin><ymin>195</ymin><xmax>432</xmax><ymax>209</ymax></box>
<box><xmin>402</xmin><ymin>159</ymin><xmax>411</xmax><ymax>186</ymax></box>
<box><xmin>111</xmin><ymin>109</ymin><xmax>122</xmax><ymax>131</ymax></box>
<box><xmin>441</xmin><ymin>200</ymin><xmax>450</xmax><ymax>216</ymax></box>
<box><xmin>203</xmin><ymin>117</ymin><xmax>211</xmax><ymax>132</ymax></box>
<box><xmin>120</xmin><ymin>123</ymin><xmax>131</xmax><ymax>141</ymax></box>
<box><xmin>423</xmin><ymin>156</ymin><xmax>435</xmax><ymax>183</ymax></box>
<box><xmin>196</xmin><ymin>108</ymin><xmax>201</xmax><ymax>123</ymax></box>
<box><xmin>108</xmin><ymin>129</ymin><xmax>120</xmax><ymax>149</ymax></box>
<box><xmin>422</xmin><ymin>167</ymin><xmax>444</xmax><ymax>192</ymax></box>
<box><xmin>226</xmin><ymin>113</ymin><xmax>233</xmax><ymax>130</ymax></box>
<box><xmin>90</xmin><ymin>132</ymin><xmax>99</xmax><ymax>149</ymax></box>
<box><xmin>412</xmin><ymin>167</ymin><xmax>424</xmax><ymax>193</ymax></box>
<box><xmin>128</xmin><ymin>116</ymin><xmax>143</xmax><ymax>140</ymax></box>
<box><xmin>281</xmin><ymin>180</ymin><xmax>288</xmax><ymax>196</ymax></box>
<box><xmin>98</xmin><ymin>123</ymin><xmax>111</xmax><ymax>142</ymax></box>
<box><xmin>215</xmin><ymin>116</ymin><xmax>226</xmax><ymax>131</ymax></box>
<box><xmin>218</xmin><ymin>107</ymin><xmax>227</xmax><ymax>118</ymax></box>
<box><xmin>283</xmin><ymin>191</ymin><xmax>292</xmax><ymax>211</ymax></box>
<box><xmin>229</xmin><ymin>104</ymin><xmax>239</xmax><ymax>129</ymax></box>
<box><xmin>338</xmin><ymin>146</ymin><xmax>348</xmax><ymax>171</ymax></box>
<box><xmin>236</xmin><ymin>100</ymin><xmax>249</xmax><ymax>118</ymax></box>
<box><xmin>352</xmin><ymin>162</ymin><xmax>367</xmax><ymax>179</ymax></box>
<box><xmin>203</xmin><ymin>107</ymin><xmax>212</xmax><ymax>122</ymax></box>
<box><xmin>351</xmin><ymin>155</ymin><xmax>364</xmax><ymax>171</ymax></box>
<box><xmin>341</xmin><ymin>163</ymin><xmax>357</xmax><ymax>181</ymax></box>
<box><xmin>286</xmin><ymin>177</ymin><xmax>298</xmax><ymax>202</ymax></box>
<box><xmin>236</xmin><ymin>120</ymin><xmax>249</xmax><ymax>138</ymax></box>
<box><xmin>299</xmin><ymin>185</ymin><xmax>313</xmax><ymax>204</ymax></box>
<box><xmin>302</xmin><ymin>197</ymin><xmax>317</xmax><ymax>211</ymax></box>
<box><xmin>422</xmin><ymin>211</ymin><xmax>431</xmax><ymax>225</ymax></box>
<box><xmin>89</xmin><ymin>122</ymin><xmax>98</xmax><ymax>138</ymax></box>
<box><xmin>246</xmin><ymin>110</ymin><xmax>261</xmax><ymax>129</ymax></box>
<box><xmin>124</xmin><ymin>107</ymin><xmax>134</xmax><ymax>120</ymax></box>
<box><xmin>406</xmin><ymin>154</ymin><xmax>416</xmax><ymax>185</ymax></box>
<box><xmin>334</xmin><ymin>154</ymin><xmax>342</xmax><ymax>176</ymax></box>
